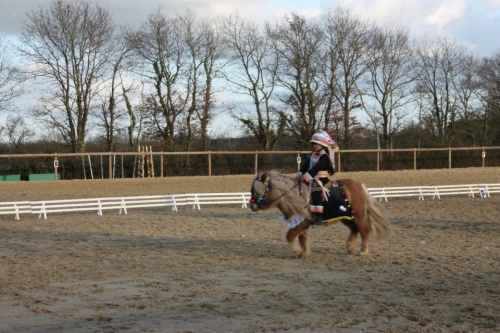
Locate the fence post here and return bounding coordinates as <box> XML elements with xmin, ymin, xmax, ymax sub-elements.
<box><xmin>208</xmin><ymin>152</ymin><xmax>212</xmax><ymax>176</ymax></box>
<box><xmin>254</xmin><ymin>151</ymin><xmax>258</xmax><ymax>174</ymax></box>
<box><xmin>54</xmin><ymin>155</ymin><xmax>59</xmax><ymax>181</ymax></box>
<box><xmin>108</xmin><ymin>154</ymin><xmax>112</xmax><ymax>179</ymax></box>
<box><xmin>377</xmin><ymin>149</ymin><xmax>380</xmax><ymax>172</ymax></box>
<box><xmin>337</xmin><ymin>151</ymin><xmax>341</xmax><ymax>173</ymax></box>
<box><xmin>413</xmin><ymin>148</ymin><xmax>417</xmax><ymax>170</ymax></box>
<box><xmin>449</xmin><ymin>147</ymin><xmax>452</xmax><ymax>169</ymax></box>
<box><xmin>160</xmin><ymin>153</ymin><xmax>164</xmax><ymax>177</ymax></box>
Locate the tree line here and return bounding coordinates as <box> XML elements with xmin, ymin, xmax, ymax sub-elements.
<box><xmin>0</xmin><ymin>0</ymin><xmax>499</xmax><ymax>156</ymax></box>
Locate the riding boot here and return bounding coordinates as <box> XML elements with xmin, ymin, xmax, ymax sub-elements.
<box><xmin>312</xmin><ymin>213</ymin><xmax>324</xmax><ymax>226</ymax></box>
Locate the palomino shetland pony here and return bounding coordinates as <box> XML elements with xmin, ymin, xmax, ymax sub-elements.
<box><xmin>249</xmin><ymin>170</ymin><xmax>389</xmax><ymax>259</ymax></box>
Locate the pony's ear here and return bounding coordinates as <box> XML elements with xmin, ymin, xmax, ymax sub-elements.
<box><xmin>258</xmin><ymin>171</ymin><xmax>271</xmax><ymax>188</ymax></box>
<box><xmin>256</xmin><ymin>171</ymin><xmax>266</xmax><ymax>181</ymax></box>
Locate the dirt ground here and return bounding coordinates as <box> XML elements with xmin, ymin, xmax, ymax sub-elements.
<box><xmin>1</xmin><ymin>167</ymin><xmax>499</xmax><ymax>333</ymax></box>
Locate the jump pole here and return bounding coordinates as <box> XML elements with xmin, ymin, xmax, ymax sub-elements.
<box><xmin>82</xmin><ymin>155</ymin><xmax>87</xmax><ymax>179</ymax></box>
<box><xmin>88</xmin><ymin>155</ymin><xmax>94</xmax><ymax>179</ymax></box>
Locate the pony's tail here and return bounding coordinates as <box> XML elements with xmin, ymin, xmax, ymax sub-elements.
<box><xmin>365</xmin><ymin>190</ymin><xmax>390</xmax><ymax>240</ymax></box>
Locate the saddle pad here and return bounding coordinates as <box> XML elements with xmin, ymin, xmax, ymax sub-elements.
<box><xmin>322</xmin><ymin>183</ymin><xmax>353</xmax><ymax>223</ymax></box>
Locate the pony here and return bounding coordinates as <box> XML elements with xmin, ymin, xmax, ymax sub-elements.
<box><xmin>249</xmin><ymin>170</ymin><xmax>390</xmax><ymax>259</ymax></box>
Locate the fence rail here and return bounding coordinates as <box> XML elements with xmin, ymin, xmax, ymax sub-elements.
<box><xmin>0</xmin><ymin>146</ymin><xmax>499</xmax><ymax>180</ymax></box>
<box><xmin>1</xmin><ymin>185</ymin><xmax>498</xmax><ymax>220</ymax></box>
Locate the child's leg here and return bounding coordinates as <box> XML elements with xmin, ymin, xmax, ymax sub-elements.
<box><xmin>309</xmin><ymin>191</ymin><xmax>324</xmax><ymax>226</ymax></box>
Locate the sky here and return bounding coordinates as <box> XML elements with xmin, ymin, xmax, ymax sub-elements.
<box><xmin>1</xmin><ymin>0</ymin><xmax>499</xmax><ymax>56</ymax></box>
<box><xmin>1</xmin><ymin>0</ymin><xmax>499</xmax><ymax>137</ymax></box>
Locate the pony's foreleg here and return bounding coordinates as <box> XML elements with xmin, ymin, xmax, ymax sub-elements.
<box><xmin>286</xmin><ymin>223</ymin><xmax>310</xmax><ymax>259</ymax></box>
<box><xmin>298</xmin><ymin>232</ymin><xmax>310</xmax><ymax>259</ymax></box>
<box><xmin>286</xmin><ymin>228</ymin><xmax>302</xmax><ymax>257</ymax></box>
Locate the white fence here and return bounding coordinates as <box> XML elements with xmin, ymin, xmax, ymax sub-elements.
<box><xmin>368</xmin><ymin>183</ymin><xmax>500</xmax><ymax>202</ymax></box>
<box><xmin>30</xmin><ymin>195</ymin><xmax>184</xmax><ymax>220</ymax></box>
<box><xmin>1</xmin><ymin>184</ymin><xmax>499</xmax><ymax>220</ymax></box>
<box><xmin>1</xmin><ymin>192</ymin><xmax>251</xmax><ymax>220</ymax></box>
<box><xmin>0</xmin><ymin>201</ymin><xmax>32</xmax><ymax>221</ymax></box>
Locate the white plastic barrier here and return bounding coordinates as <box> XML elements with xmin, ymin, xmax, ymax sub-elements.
<box><xmin>0</xmin><ymin>201</ymin><xmax>31</xmax><ymax>220</ymax></box>
<box><xmin>0</xmin><ymin>185</ymin><xmax>497</xmax><ymax>220</ymax></box>
<box><xmin>30</xmin><ymin>195</ymin><xmax>187</xmax><ymax>219</ymax></box>
<box><xmin>185</xmin><ymin>192</ymin><xmax>250</xmax><ymax>210</ymax></box>
<box><xmin>368</xmin><ymin>186</ymin><xmax>431</xmax><ymax>201</ymax></box>
<box><xmin>369</xmin><ymin>183</ymin><xmax>500</xmax><ymax>202</ymax></box>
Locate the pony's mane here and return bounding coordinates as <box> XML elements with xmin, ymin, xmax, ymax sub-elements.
<box><xmin>266</xmin><ymin>170</ymin><xmax>310</xmax><ymax>220</ymax></box>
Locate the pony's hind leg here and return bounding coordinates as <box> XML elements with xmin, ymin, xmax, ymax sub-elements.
<box><xmin>359</xmin><ymin>230</ymin><xmax>369</xmax><ymax>255</ymax></box>
<box><xmin>347</xmin><ymin>230</ymin><xmax>358</xmax><ymax>255</ymax></box>
<box><xmin>343</xmin><ymin>220</ymin><xmax>359</xmax><ymax>255</ymax></box>
<box><xmin>356</xmin><ymin>214</ymin><xmax>370</xmax><ymax>255</ymax></box>
<box><xmin>340</xmin><ymin>180</ymin><xmax>370</xmax><ymax>255</ymax></box>
<box><xmin>344</xmin><ymin>219</ymin><xmax>369</xmax><ymax>255</ymax></box>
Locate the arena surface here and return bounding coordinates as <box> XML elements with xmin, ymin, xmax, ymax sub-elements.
<box><xmin>1</xmin><ymin>167</ymin><xmax>499</xmax><ymax>332</ymax></box>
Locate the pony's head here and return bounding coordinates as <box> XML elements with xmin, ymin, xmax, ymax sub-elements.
<box><xmin>249</xmin><ymin>170</ymin><xmax>310</xmax><ymax>219</ymax></box>
<box><xmin>249</xmin><ymin>171</ymin><xmax>272</xmax><ymax>212</ymax></box>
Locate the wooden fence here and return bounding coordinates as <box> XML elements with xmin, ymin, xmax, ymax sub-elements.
<box><xmin>0</xmin><ymin>146</ymin><xmax>499</xmax><ymax>180</ymax></box>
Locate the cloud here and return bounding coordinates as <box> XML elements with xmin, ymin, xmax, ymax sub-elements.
<box><xmin>425</xmin><ymin>1</ymin><xmax>467</xmax><ymax>29</ymax></box>
<box><xmin>0</xmin><ymin>0</ymin><xmax>498</xmax><ymax>55</ymax></box>
<box><xmin>333</xmin><ymin>0</ymin><xmax>499</xmax><ymax>55</ymax></box>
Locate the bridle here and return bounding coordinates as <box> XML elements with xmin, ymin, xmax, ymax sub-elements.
<box><xmin>249</xmin><ymin>173</ymin><xmax>299</xmax><ymax>210</ymax></box>
<box><xmin>249</xmin><ymin>175</ymin><xmax>270</xmax><ymax>208</ymax></box>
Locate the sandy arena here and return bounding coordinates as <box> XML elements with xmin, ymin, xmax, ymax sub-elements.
<box><xmin>1</xmin><ymin>167</ymin><xmax>499</xmax><ymax>332</ymax></box>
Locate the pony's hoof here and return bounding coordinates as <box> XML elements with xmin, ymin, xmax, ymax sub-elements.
<box><xmin>359</xmin><ymin>250</ymin><xmax>369</xmax><ymax>256</ymax></box>
<box><xmin>298</xmin><ymin>252</ymin><xmax>309</xmax><ymax>260</ymax></box>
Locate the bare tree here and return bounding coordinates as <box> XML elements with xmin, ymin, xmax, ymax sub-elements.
<box><xmin>128</xmin><ymin>9</ymin><xmax>223</xmax><ymax>153</ymax></box>
<box><xmin>222</xmin><ymin>14</ymin><xmax>285</xmax><ymax>151</ymax></box>
<box><xmin>477</xmin><ymin>50</ymin><xmax>500</xmax><ymax>145</ymax></box>
<box><xmin>127</xmin><ymin>9</ymin><xmax>184</xmax><ymax>151</ymax></box>
<box><xmin>323</xmin><ymin>8</ymin><xmax>374</xmax><ymax>149</ymax></box>
<box><xmin>316</xmin><ymin>13</ymin><xmax>341</xmax><ymax>136</ymax></box>
<box><xmin>178</xmin><ymin>11</ymin><xmax>226</xmax><ymax>151</ymax></box>
<box><xmin>0</xmin><ymin>37</ymin><xmax>24</xmax><ymax>112</ymax></box>
<box><xmin>4</xmin><ymin>115</ymin><xmax>33</xmax><ymax>152</ymax></box>
<box><xmin>364</xmin><ymin>24</ymin><xmax>415</xmax><ymax>150</ymax></box>
<box><xmin>18</xmin><ymin>0</ymin><xmax>115</xmax><ymax>153</ymax></box>
<box><xmin>452</xmin><ymin>52</ymin><xmax>484</xmax><ymax>145</ymax></box>
<box><xmin>123</xmin><ymin>81</ymin><xmax>141</xmax><ymax>150</ymax></box>
<box><xmin>96</xmin><ymin>27</ymin><xmax>136</xmax><ymax>151</ymax></box>
<box><xmin>268</xmin><ymin>12</ymin><xmax>325</xmax><ymax>149</ymax></box>
<box><xmin>413</xmin><ymin>37</ymin><xmax>464</xmax><ymax>146</ymax></box>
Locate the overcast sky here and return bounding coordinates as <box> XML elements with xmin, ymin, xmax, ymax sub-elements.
<box><xmin>1</xmin><ymin>0</ymin><xmax>499</xmax><ymax>136</ymax></box>
<box><xmin>1</xmin><ymin>0</ymin><xmax>499</xmax><ymax>56</ymax></box>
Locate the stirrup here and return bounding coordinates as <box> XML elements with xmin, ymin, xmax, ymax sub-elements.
<box><xmin>312</xmin><ymin>217</ymin><xmax>324</xmax><ymax>226</ymax></box>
